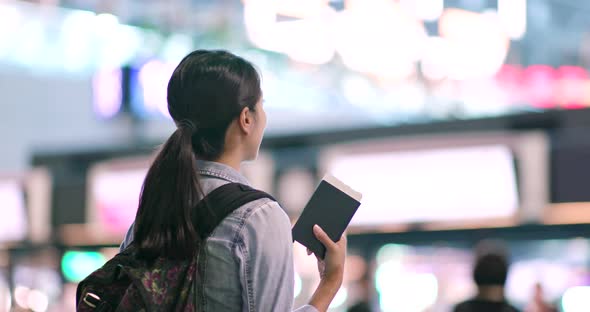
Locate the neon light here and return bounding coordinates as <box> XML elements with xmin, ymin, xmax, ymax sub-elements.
<box><xmin>523</xmin><ymin>65</ymin><xmax>557</xmax><ymax>108</ymax></box>
<box><xmin>495</xmin><ymin>64</ymin><xmax>524</xmax><ymax>105</ymax></box>
<box><xmin>556</xmin><ymin>66</ymin><xmax>588</xmax><ymax>109</ymax></box>
<box><xmin>61</xmin><ymin>251</ymin><xmax>106</xmax><ymax>283</ymax></box>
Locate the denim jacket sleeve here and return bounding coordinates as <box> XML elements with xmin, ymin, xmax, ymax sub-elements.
<box><xmin>237</xmin><ymin>200</ymin><xmax>318</xmax><ymax>312</ymax></box>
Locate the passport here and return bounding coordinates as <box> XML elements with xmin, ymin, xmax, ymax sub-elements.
<box><xmin>292</xmin><ymin>174</ymin><xmax>362</xmax><ymax>259</ymax></box>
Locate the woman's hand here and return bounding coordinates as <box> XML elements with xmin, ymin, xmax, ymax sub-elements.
<box><xmin>308</xmin><ymin>225</ymin><xmax>346</xmax><ymax>284</ymax></box>
<box><xmin>307</xmin><ymin>224</ymin><xmax>347</xmax><ymax>312</ymax></box>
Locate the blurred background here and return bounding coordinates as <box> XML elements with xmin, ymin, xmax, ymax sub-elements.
<box><xmin>1</xmin><ymin>0</ymin><xmax>590</xmax><ymax>311</ymax></box>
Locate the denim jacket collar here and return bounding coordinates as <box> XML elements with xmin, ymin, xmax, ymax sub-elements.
<box><xmin>196</xmin><ymin>160</ymin><xmax>250</xmax><ymax>185</ymax></box>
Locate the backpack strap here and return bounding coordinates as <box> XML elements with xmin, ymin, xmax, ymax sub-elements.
<box><xmin>192</xmin><ymin>183</ymin><xmax>276</xmax><ymax>239</ymax></box>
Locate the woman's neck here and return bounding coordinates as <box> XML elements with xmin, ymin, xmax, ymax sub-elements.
<box><xmin>214</xmin><ymin>153</ymin><xmax>243</xmax><ymax>172</ymax></box>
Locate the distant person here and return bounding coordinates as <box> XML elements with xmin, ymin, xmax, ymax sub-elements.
<box><xmin>453</xmin><ymin>253</ymin><xmax>520</xmax><ymax>312</ymax></box>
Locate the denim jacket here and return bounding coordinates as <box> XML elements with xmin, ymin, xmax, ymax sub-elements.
<box><xmin>120</xmin><ymin>161</ymin><xmax>318</xmax><ymax>312</ymax></box>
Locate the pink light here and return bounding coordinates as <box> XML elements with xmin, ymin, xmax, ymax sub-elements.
<box><xmin>92</xmin><ymin>168</ymin><xmax>147</xmax><ymax>234</ymax></box>
<box><xmin>556</xmin><ymin>66</ymin><xmax>589</xmax><ymax>109</ymax></box>
<box><xmin>92</xmin><ymin>68</ymin><xmax>122</xmax><ymax>118</ymax></box>
<box><xmin>496</xmin><ymin>64</ymin><xmax>523</xmax><ymax>86</ymax></box>
<box><xmin>0</xmin><ymin>180</ymin><xmax>27</xmax><ymax>242</ymax></box>
<box><xmin>98</xmin><ymin>200</ymin><xmax>140</xmax><ymax>233</ymax></box>
<box><xmin>495</xmin><ymin>64</ymin><xmax>524</xmax><ymax>104</ymax></box>
<box><xmin>523</xmin><ymin>65</ymin><xmax>557</xmax><ymax>109</ymax></box>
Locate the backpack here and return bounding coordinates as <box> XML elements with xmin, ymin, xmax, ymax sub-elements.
<box><xmin>76</xmin><ymin>183</ymin><xmax>275</xmax><ymax>312</ymax></box>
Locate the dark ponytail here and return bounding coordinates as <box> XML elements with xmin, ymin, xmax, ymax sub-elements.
<box><xmin>133</xmin><ymin>50</ymin><xmax>261</xmax><ymax>259</ymax></box>
<box><xmin>133</xmin><ymin>122</ymin><xmax>201</xmax><ymax>259</ymax></box>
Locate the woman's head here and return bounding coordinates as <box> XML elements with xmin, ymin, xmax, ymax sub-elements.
<box><xmin>167</xmin><ymin>50</ymin><xmax>266</xmax><ymax>162</ymax></box>
<box><xmin>133</xmin><ymin>50</ymin><xmax>265</xmax><ymax>259</ymax></box>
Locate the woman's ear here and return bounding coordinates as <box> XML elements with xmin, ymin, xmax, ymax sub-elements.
<box><xmin>238</xmin><ymin>106</ymin><xmax>253</xmax><ymax>135</ymax></box>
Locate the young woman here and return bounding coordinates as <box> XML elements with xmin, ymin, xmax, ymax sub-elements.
<box><xmin>120</xmin><ymin>50</ymin><xmax>346</xmax><ymax>311</ymax></box>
